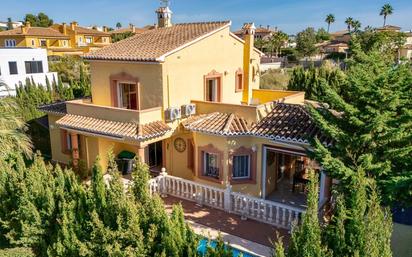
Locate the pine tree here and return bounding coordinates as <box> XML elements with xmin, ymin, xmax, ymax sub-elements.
<box><xmin>309</xmin><ymin>37</ymin><xmax>412</xmax><ymax>206</ymax></box>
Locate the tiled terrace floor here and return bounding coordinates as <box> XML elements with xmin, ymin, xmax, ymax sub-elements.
<box><xmin>266</xmin><ymin>178</ymin><xmax>308</xmax><ymax>209</ymax></box>
<box><xmin>163</xmin><ymin>196</ymin><xmax>290</xmax><ymax>248</ymax></box>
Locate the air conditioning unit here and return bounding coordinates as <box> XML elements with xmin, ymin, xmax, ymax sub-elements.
<box><xmin>181</xmin><ymin>104</ymin><xmax>196</xmax><ymax>117</ymax></box>
<box><xmin>165</xmin><ymin>107</ymin><xmax>181</xmax><ymax>121</ymax></box>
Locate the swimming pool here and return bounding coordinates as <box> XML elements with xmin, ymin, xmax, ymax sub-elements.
<box><xmin>197</xmin><ymin>238</ymin><xmax>258</xmax><ymax>257</ymax></box>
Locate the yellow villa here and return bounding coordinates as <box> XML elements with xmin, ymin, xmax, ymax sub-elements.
<box><xmin>51</xmin><ymin>22</ymin><xmax>111</xmax><ymax>55</ymax></box>
<box><xmin>0</xmin><ymin>21</ymin><xmax>111</xmax><ymax>56</ymax></box>
<box><xmin>40</xmin><ymin>5</ymin><xmax>332</xmax><ymax>225</ymax></box>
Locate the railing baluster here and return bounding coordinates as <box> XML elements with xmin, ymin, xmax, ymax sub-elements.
<box><xmin>148</xmin><ymin>174</ymin><xmax>304</xmax><ymax>230</ymax></box>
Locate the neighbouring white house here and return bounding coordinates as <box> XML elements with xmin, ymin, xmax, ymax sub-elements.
<box><xmin>0</xmin><ymin>20</ymin><xmax>23</xmax><ymax>30</ymax></box>
<box><xmin>0</xmin><ymin>48</ymin><xmax>57</xmax><ymax>97</ymax></box>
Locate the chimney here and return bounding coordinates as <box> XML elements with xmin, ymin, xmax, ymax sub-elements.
<box><xmin>241</xmin><ymin>22</ymin><xmax>256</xmax><ymax>105</ymax></box>
<box><xmin>70</xmin><ymin>21</ymin><xmax>78</xmax><ymax>30</ymax></box>
<box><xmin>7</xmin><ymin>17</ymin><xmax>13</xmax><ymax>30</ymax></box>
<box><xmin>129</xmin><ymin>23</ymin><xmax>136</xmax><ymax>33</ymax></box>
<box><xmin>21</xmin><ymin>21</ymin><xmax>30</xmax><ymax>34</ymax></box>
<box><xmin>62</xmin><ymin>22</ymin><xmax>67</xmax><ymax>35</ymax></box>
<box><xmin>156</xmin><ymin>6</ymin><xmax>172</xmax><ymax>28</ymax></box>
<box><xmin>103</xmin><ymin>26</ymin><xmax>108</xmax><ymax>32</ymax></box>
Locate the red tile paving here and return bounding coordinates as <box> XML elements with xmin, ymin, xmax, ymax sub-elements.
<box><xmin>163</xmin><ymin>196</ymin><xmax>290</xmax><ymax>247</ymax></box>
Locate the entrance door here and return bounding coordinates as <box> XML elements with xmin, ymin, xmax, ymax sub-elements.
<box><xmin>148</xmin><ymin>141</ymin><xmax>163</xmax><ymax>170</ymax></box>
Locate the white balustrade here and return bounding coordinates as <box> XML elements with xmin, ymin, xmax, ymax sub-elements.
<box><xmin>148</xmin><ymin>172</ymin><xmax>305</xmax><ymax>229</ymax></box>
<box><xmin>230</xmin><ymin>192</ymin><xmax>304</xmax><ymax>229</ymax></box>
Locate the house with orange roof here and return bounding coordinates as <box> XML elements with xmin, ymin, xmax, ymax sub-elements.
<box><xmin>0</xmin><ymin>21</ymin><xmax>111</xmax><ymax>56</ymax></box>
<box><xmin>51</xmin><ymin>22</ymin><xmax>111</xmax><ymax>54</ymax></box>
<box><xmin>0</xmin><ymin>22</ymin><xmax>74</xmax><ymax>56</ymax></box>
<box><xmin>234</xmin><ymin>25</ymin><xmax>277</xmax><ymax>40</ymax></box>
<box><xmin>40</xmin><ymin>3</ymin><xmax>333</xmax><ymax>226</ymax></box>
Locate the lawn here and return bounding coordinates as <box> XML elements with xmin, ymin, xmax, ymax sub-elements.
<box><xmin>260</xmin><ymin>68</ymin><xmax>291</xmax><ymax>90</ymax></box>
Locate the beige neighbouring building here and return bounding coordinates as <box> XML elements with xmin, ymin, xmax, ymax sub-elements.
<box><xmin>40</xmin><ymin>4</ymin><xmax>332</xmax><ymax>212</ymax></box>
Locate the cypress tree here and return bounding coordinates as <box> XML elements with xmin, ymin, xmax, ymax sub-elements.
<box><xmin>286</xmin><ymin>172</ymin><xmax>330</xmax><ymax>257</ymax></box>
<box><xmin>90</xmin><ymin>157</ymin><xmax>106</xmax><ymax>216</ymax></box>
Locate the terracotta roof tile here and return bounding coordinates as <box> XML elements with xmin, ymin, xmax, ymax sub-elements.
<box><xmin>84</xmin><ymin>21</ymin><xmax>230</xmax><ymax>62</ymax></box>
<box><xmin>0</xmin><ymin>27</ymin><xmax>69</xmax><ymax>38</ymax></box>
<box><xmin>109</xmin><ymin>27</ymin><xmax>147</xmax><ymax>34</ymax></box>
<box><xmin>252</xmin><ymin>103</ymin><xmax>330</xmax><ymax>145</ymax></box>
<box><xmin>182</xmin><ymin>112</ymin><xmax>252</xmax><ymax>136</ymax></box>
<box><xmin>183</xmin><ymin>104</ymin><xmax>330</xmax><ymax>145</ymax></box>
<box><xmin>38</xmin><ymin>101</ymin><xmax>67</xmax><ymax>116</ymax></box>
<box><xmin>72</xmin><ymin>26</ymin><xmax>110</xmax><ymax>36</ymax></box>
<box><xmin>56</xmin><ymin>114</ymin><xmax>171</xmax><ymax>141</ymax></box>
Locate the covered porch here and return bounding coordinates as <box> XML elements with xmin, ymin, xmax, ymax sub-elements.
<box><xmin>262</xmin><ymin>145</ymin><xmax>331</xmax><ymax>209</ymax></box>
<box><xmin>54</xmin><ymin>109</ymin><xmax>172</xmax><ymax>174</ymax></box>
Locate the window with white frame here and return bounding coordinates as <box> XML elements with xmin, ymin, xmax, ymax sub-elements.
<box><xmin>31</xmin><ymin>39</ymin><xmax>35</xmax><ymax>46</ymax></box>
<box><xmin>4</xmin><ymin>39</ymin><xmax>16</xmax><ymax>47</ymax></box>
<box><xmin>62</xmin><ymin>40</ymin><xmax>68</xmax><ymax>47</ymax></box>
<box><xmin>232</xmin><ymin>155</ymin><xmax>251</xmax><ymax>179</ymax></box>
<box><xmin>203</xmin><ymin>152</ymin><xmax>220</xmax><ymax>179</ymax></box>
<box><xmin>85</xmin><ymin>36</ymin><xmax>92</xmax><ymax>44</ymax></box>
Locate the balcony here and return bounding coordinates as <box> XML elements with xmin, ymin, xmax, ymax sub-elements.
<box><xmin>251</xmin><ymin>89</ymin><xmax>304</xmax><ymax>105</ymax></box>
<box><xmin>191</xmin><ymin>89</ymin><xmax>305</xmax><ymax>125</ymax></box>
<box><xmin>65</xmin><ymin>99</ymin><xmax>163</xmax><ymax>125</ymax></box>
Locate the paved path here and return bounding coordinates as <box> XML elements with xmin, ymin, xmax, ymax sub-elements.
<box><xmin>163</xmin><ymin>196</ymin><xmax>290</xmax><ymax>248</ymax></box>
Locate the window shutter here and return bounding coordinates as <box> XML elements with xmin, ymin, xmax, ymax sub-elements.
<box><xmin>110</xmin><ymin>80</ymin><xmax>118</xmax><ymax>107</ymax></box>
<box><xmin>187</xmin><ymin>139</ymin><xmax>195</xmax><ymax>172</ymax></box>
<box><xmin>60</xmin><ymin>129</ymin><xmax>68</xmax><ymax>153</ymax></box>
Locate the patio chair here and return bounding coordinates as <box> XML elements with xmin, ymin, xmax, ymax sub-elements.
<box><xmin>292</xmin><ymin>160</ymin><xmax>309</xmax><ymax>192</ymax></box>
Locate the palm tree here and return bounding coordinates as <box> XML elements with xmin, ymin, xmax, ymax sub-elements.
<box><xmin>0</xmin><ymin>80</ymin><xmax>32</xmax><ymax>158</ymax></box>
<box><xmin>269</xmin><ymin>31</ymin><xmax>289</xmax><ymax>57</ymax></box>
<box><xmin>325</xmin><ymin>14</ymin><xmax>335</xmax><ymax>33</ymax></box>
<box><xmin>345</xmin><ymin>17</ymin><xmax>354</xmax><ymax>33</ymax></box>
<box><xmin>380</xmin><ymin>4</ymin><xmax>394</xmax><ymax>26</ymax></box>
<box><xmin>254</xmin><ymin>38</ymin><xmax>266</xmax><ymax>53</ymax></box>
<box><xmin>352</xmin><ymin>20</ymin><xmax>362</xmax><ymax>32</ymax></box>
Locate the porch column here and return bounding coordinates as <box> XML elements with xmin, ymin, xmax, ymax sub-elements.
<box><xmin>137</xmin><ymin>146</ymin><xmax>146</xmax><ymax>164</ymax></box>
<box><xmin>71</xmin><ymin>132</ymin><xmax>79</xmax><ymax>167</ymax></box>
<box><xmin>319</xmin><ymin>171</ymin><xmax>332</xmax><ymax>206</ymax></box>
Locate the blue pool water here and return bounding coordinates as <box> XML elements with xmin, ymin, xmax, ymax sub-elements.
<box><xmin>197</xmin><ymin>238</ymin><xmax>257</xmax><ymax>257</ymax></box>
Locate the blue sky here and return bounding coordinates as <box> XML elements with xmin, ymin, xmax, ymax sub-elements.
<box><xmin>1</xmin><ymin>0</ymin><xmax>411</xmax><ymax>34</ymax></box>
